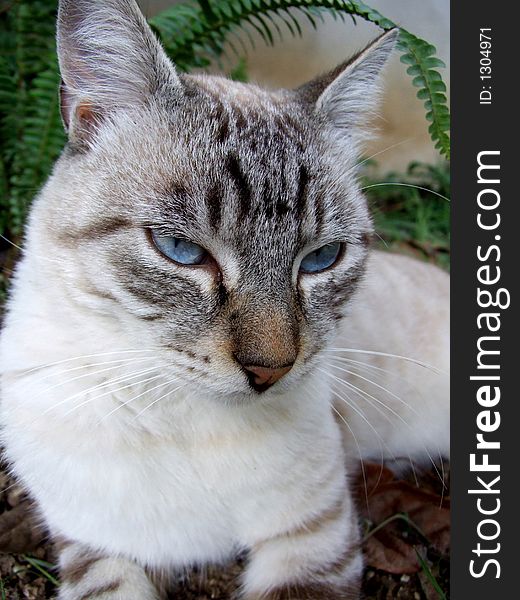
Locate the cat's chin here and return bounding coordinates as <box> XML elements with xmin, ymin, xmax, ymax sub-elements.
<box><xmin>201</xmin><ymin>387</ymin><xmax>288</xmax><ymax>408</ymax></box>
<box><xmin>196</xmin><ymin>370</ymin><xmax>316</xmax><ymax>408</ymax></box>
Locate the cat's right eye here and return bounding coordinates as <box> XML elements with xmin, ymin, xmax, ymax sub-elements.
<box><xmin>150</xmin><ymin>232</ymin><xmax>209</xmax><ymax>266</ymax></box>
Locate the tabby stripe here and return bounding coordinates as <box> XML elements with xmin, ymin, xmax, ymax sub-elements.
<box><xmin>77</xmin><ymin>579</ymin><xmax>121</xmax><ymax>600</ymax></box>
<box><xmin>121</xmin><ymin>260</ymin><xmax>200</xmax><ymax>310</ymax></box>
<box><xmin>124</xmin><ymin>282</ymin><xmax>178</xmax><ymax>309</ymax></box>
<box><xmin>275</xmin><ymin>199</ymin><xmax>290</xmax><ymax>217</ymax></box>
<box><xmin>216</xmin><ymin>279</ymin><xmax>228</xmax><ymax>307</ymax></box>
<box><xmin>202</xmin><ymin>89</ymin><xmax>231</xmax><ymax>145</ymax></box>
<box><xmin>273</xmin><ymin>114</ymin><xmax>304</xmax><ymax>146</ymax></box>
<box><xmin>61</xmin><ymin>555</ymin><xmax>102</xmax><ymax>584</ymax></box>
<box><xmin>295</xmin><ymin>165</ymin><xmax>309</xmax><ymax>218</ymax></box>
<box><xmin>274</xmin><ymin>156</ymin><xmax>291</xmax><ymax>218</ymax></box>
<box><xmin>226</xmin><ymin>153</ymin><xmax>252</xmax><ymax>219</ymax></box>
<box><xmin>138</xmin><ymin>312</ymin><xmax>165</xmax><ymax>321</ymax></box>
<box><xmin>254</xmin><ymin>496</ymin><xmax>347</xmax><ymax>551</ymax></box>
<box><xmin>327</xmin><ymin>262</ymin><xmax>367</xmax><ymax>313</ymax></box>
<box><xmin>359</xmin><ymin>231</ymin><xmax>372</xmax><ymax>247</ymax></box>
<box><xmin>262</xmin><ymin>179</ymin><xmax>274</xmax><ymax>220</ymax></box>
<box><xmin>215</xmin><ymin>104</ymin><xmax>230</xmax><ymax>144</ymax></box>
<box><xmin>79</xmin><ymin>282</ymin><xmax>119</xmax><ymax>304</ymax></box>
<box><xmin>283</xmin><ymin>113</ymin><xmax>305</xmax><ymax>139</ymax></box>
<box><xmin>206</xmin><ymin>181</ymin><xmax>223</xmax><ymax>230</ymax></box>
<box><xmin>314</xmin><ymin>192</ymin><xmax>326</xmax><ymax>239</ymax></box>
<box><xmin>165</xmin><ymin>181</ymin><xmax>189</xmax><ymax>199</ymax></box>
<box><xmin>290</xmin><ymin>497</ymin><xmax>346</xmax><ymax>538</ymax></box>
<box><xmin>77</xmin><ymin>580</ymin><xmax>121</xmax><ymax>600</ymax></box>
<box><xmin>231</xmin><ymin>104</ymin><xmax>247</xmax><ymax>130</ymax></box>
<box><xmin>61</xmin><ymin>217</ymin><xmax>131</xmax><ymax>243</ymax></box>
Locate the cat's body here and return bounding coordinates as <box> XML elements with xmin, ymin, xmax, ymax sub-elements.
<box><xmin>0</xmin><ymin>1</ymin><xmax>449</xmax><ymax>598</ymax></box>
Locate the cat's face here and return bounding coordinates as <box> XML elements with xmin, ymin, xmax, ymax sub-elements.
<box><xmin>35</xmin><ymin>0</ymin><xmax>396</xmax><ymax>400</ymax></box>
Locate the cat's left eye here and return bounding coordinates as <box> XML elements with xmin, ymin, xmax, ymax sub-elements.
<box><xmin>300</xmin><ymin>242</ymin><xmax>343</xmax><ymax>274</ymax></box>
<box><xmin>150</xmin><ymin>232</ymin><xmax>208</xmax><ymax>266</ymax></box>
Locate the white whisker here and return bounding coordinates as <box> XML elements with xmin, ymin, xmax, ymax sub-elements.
<box><xmin>373</xmin><ymin>231</ymin><xmax>389</xmax><ymax>248</ymax></box>
<box><xmin>330</xmin><ymin>356</ymin><xmax>427</xmax><ymax>407</ymax></box>
<box><xmin>62</xmin><ymin>372</ymin><xmax>165</xmax><ymax>418</ymax></box>
<box><xmin>42</xmin><ymin>365</ymin><xmax>160</xmax><ymax>416</ymax></box>
<box><xmin>319</xmin><ymin>366</ymin><xmax>404</xmax><ymax>423</ymax></box>
<box><xmin>326</xmin><ymin>357</ymin><xmax>447</xmax><ymax>488</ymax></box>
<box><xmin>320</xmin><ymin>367</ymin><xmax>444</xmax><ymax>483</ymax></box>
<box><xmin>330</xmin><ymin>380</ymin><xmax>420</xmax><ymax>486</ymax></box>
<box><xmin>356</xmin><ymin>138</ymin><xmax>414</xmax><ymax>169</ymax></box>
<box><xmin>307</xmin><ymin>379</ymin><xmax>375</xmax><ymax>513</ymax></box>
<box><xmin>132</xmin><ymin>382</ymin><xmax>187</xmax><ymax>420</ymax></box>
<box><xmin>327</xmin><ymin>362</ymin><xmax>416</xmax><ymax>414</ymax></box>
<box><xmin>0</xmin><ymin>480</ymin><xmax>24</xmax><ymax>497</ymax></box>
<box><xmin>330</xmin><ymin>355</ymin><xmax>404</xmax><ymax>379</ymax></box>
<box><xmin>330</xmin><ymin>402</ymin><xmax>370</xmax><ymax>515</ymax></box>
<box><xmin>15</xmin><ymin>348</ymin><xmax>160</xmax><ymax>377</ymax></box>
<box><xmin>100</xmin><ymin>376</ymin><xmax>181</xmax><ymax>421</ymax></box>
<box><xmin>325</xmin><ymin>347</ymin><xmax>443</xmax><ymax>374</ymax></box>
<box><xmin>20</xmin><ymin>355</ymin><xmax>156</xmax><ymax>399</ymax></box>
<box><xmin>0</xmin><ymin>234</ymin><xmax>63</xmax><ymax>265</ymax></box>
<box><xmin>329</xmin><ymin>385</ymin><xmax>388</xmax><ymax>460</ymax></box>
<box><xmin>361</xmin><ymin>182</ymin><xmax>450</xmax><ymax>202</ymax></box>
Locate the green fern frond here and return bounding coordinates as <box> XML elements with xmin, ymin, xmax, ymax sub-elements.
<box><xmin>1</xmin><ymin>0</ymin><xmax>65</xmax><ymax>235</ymax></box>
<box><xmin>151</xmin><ymin>0</ymin><xmax>450</xmax><ymax>160</ymax></box>
<box><xmin>9</xmin><ymin>66</ymin><xmax>66</xmax><ymax>233</ymax></box>
<box><xmin>0</xmin><ymin>55</ymin><xmax>15</xmax><ymax>229</ymax></box>
<box><xmin>397</xmin><ymin>30</ymin><xmax>450</xmax><ymax>159</ymax></box>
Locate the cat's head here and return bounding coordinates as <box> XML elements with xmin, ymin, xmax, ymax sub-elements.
<box><xmin>35</xmin><ymin>0</ymin><xmax>396</xmax><ymax>399</ymax></box>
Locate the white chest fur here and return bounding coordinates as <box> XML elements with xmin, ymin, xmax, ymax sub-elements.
<box><xmin>1</xmin><ymin>366</ymin><xmax>346</xmax><ymax>567</ymax></box>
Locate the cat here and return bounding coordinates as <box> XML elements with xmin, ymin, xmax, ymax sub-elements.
<box><xmin>0</xmin><ymin>0</ymin><xmax>449</xmax><ymax>598</ymax></box>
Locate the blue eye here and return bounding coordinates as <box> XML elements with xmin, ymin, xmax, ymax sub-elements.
<box><xmin>300</xmin><ymin>242</ymin><xmax>343</xmax><ymax>273</ymax></box>
<box><xmin>150</xmin><ymin>232</ymin><xmax>208</xmax><ymax>266</ymax></box>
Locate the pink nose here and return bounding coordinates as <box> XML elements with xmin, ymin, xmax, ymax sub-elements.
<box><xmin>243</xmin><ymin>364</ymin><xmax>293</xmax><ymax>392</ymax></box>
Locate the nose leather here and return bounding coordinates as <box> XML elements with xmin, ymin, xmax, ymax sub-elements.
<box><xmin>243</xmin><ymin>364</ymin><xmax>293</xmax><ymax>392</ymax></box>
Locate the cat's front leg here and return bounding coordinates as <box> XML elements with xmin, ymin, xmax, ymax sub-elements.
<box><xmin>56</xmin><ymin>539</ymin><xmax>161</xmax><ymax>600</ymax></box>
<box><xmin>242</xmin><ymin>496</ymin><xmax>363</xmax><ymax>600</ymax></box>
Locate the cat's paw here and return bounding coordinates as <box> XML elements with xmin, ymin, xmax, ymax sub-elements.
<box><xmin>242</xmin><ymin>496</ymin><xmax>363</xmax><ymax>600</ymax></box>
<box><xmin>57</xmin><ymin>543</ymin><xmax>160</xmax><ymax>600</ymax></box>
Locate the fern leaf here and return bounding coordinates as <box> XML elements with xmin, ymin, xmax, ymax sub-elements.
<box><xmin>2</xmin><ymin>1</ymin><xmax>66</xmax><ymax>235</ymax></box>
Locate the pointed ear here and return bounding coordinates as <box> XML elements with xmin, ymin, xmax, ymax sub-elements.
<box><xmin>297</xmin><ymin>29</ymin><xmax>398</xmax><ymax>145</ymax></box>
<box><xmin>57</xmin><ymin>0</ymin><xmax>179</xmax><ymax>146</ymax></box>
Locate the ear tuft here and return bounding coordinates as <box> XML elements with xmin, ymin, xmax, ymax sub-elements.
<box><xmin>297</xmin><ymin>28</ymin><xmax>399</xmax><ymax>145</ymax></box>
<box><xmin>57</xmin><ymin>0</ymin><xmax>179</xmax><ymax>145</ymax></box>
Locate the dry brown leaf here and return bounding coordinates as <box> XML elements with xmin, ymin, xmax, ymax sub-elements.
<box><xmin>354</xmin><ymin>462</ymin><xmax>450</xmax><ymax>573</ymax></box>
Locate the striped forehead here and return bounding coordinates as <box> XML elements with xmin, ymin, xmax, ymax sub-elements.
<box><xmin>166</xmin><ymin>80</ymin><xmax>331</xmax><ymax>249</ymax></box>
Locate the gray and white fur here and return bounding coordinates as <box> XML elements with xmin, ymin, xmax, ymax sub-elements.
<box><xmin>0</xmin><ymin>1</ymin><xmax>449</xmax><ymax>598</ymax></box>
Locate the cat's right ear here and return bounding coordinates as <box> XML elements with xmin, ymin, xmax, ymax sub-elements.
<box><xmin>57</xmin><ymin>0</ymin><xmax>180</xmax><ymax>146</ymax></box>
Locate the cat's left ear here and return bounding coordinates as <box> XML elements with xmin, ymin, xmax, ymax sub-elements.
<box><xmin>297</xmin><ymin>29</ymin><xmax>399</xmax><ymax>144</ymax></box>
